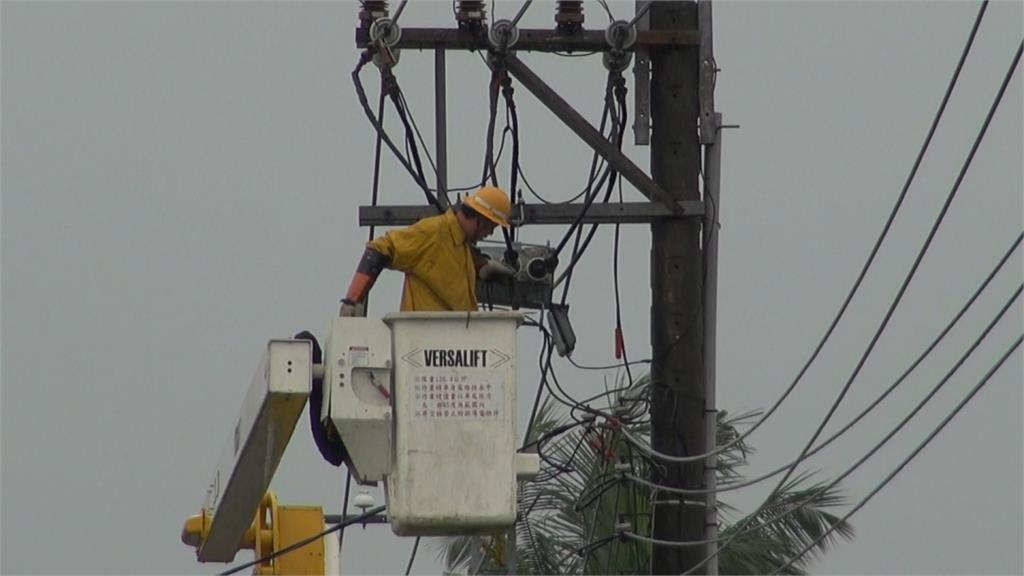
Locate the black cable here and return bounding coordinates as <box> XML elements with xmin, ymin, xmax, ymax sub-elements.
<box><xmin>554</xmin><ymin>77</ymin><xmax>629</xmax><ymax>297</ymax></box>
<box><xmin>634</xmin><ymin>0</ymin><xmax>995</xmax><ymax>473</ymax></box>
<box><xmin>629</xmin><ymin>232</ymin><xmax>1024</xmax><ymax>496</ymax></box>
<box><xmin>695</xmin><ymin>40</ymin><xmax>1022</xmax><ymax>572</ymax></box>
<box><xmin>482</xmin><ymin>65</ymin><xmax>502</xmax><ymax>187</ymax></box>
<box><xmin>567</xmin><ymin>356</ymin><xmax>652</xmax><ymax>371</ymax></box>
<box><xmin>438</xmin><ymin>128</ymin><xmax>513</xmax><ymax>198</ymax></box>
<box><xmin>404</xmin><ymin>536</ymin><xmax>420</xmax><ymax>575</ymax></box>
<box><xmin>518</xmin><ymin>163</ymin><xmax>591</xmax><ymax>204</ymax></box>
<box><xmin>503</xmin><ymin>75</ymin><xmax>521</xmax><ymax>242</ymax></box>
<box><xmin>397</xmin><ymin>89</ymin><xmax>450</xmax><ymax>208</ymax></box>
<box><xmin>368</xmin><ymin>87</ymin><xmax>386</xmax><ymax>242</ymax></box>
<box><xmin>352</xmin><ymin>52</ymin><xmax>442</xmax><ymax>212</ymax></box>
<box><xmin>772</xmin><ymin>334</ymin><xmax>1024</xmax><ymax>574</ymax></box>
<box><xmin>611</xmin><ymin>119</ymin><xmax>633</xmax><ymax>387</ymax></box>
<box><xmin>549</xmin><ymin>73</ymin><xmax>622</xmax><ymax>261</ymax></box>
<box><xmin>633</xmin><ymin>274</ymin><xmax>1024</xmax><ymax>507</ymax></box>
<box><xmin>387</xmin><ymin>74</ymin><xmax>436</xmax><ymax>208</ymax></box>
<box><xmin>218</xmin><ymin>505</ymin><xmax>386</xmax><ymax>576</ymax></box>
<box><xmin>337</xmin><ymin>471</ymin><xmax>354</xmax><ymax>553</ymax></box>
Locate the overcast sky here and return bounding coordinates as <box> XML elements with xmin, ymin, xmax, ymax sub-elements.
<box><xmin>2</xmin><ymin>1</ymin><xmax>1021</xmax><ymax>574</ymax></box>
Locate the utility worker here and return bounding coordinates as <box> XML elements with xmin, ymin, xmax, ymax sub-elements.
<box><xmin>339</xmin><ymin>186</ymin><xmax>516</xmax><ymax>316</ymax></box>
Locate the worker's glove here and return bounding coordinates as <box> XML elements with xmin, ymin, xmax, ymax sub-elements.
<box><xmin>479</xmin><ymin>258</ymin><xmax>517</xmax><ymax>281</ymax></box>
<box><xmin>339</xmin><ymin>299</ymin><xmax>365</xmax><ymax>317</ymax></box>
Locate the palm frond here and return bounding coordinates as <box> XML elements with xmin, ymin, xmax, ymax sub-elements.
<box><xmin>435</xmin><ymin>372</ymin><xmax>854</xmax><ymax>574</ymax></box>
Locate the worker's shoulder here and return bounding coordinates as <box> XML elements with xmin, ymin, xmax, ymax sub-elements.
<box><xmin>409</xmin><ymin>210</ymin><xmax>453</xmax><ymax>232</ymax></box>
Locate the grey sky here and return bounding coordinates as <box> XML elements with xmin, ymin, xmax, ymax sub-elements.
<box><xmin>2</xmin><ymin>1</ymin><xmax>1021</xmax><ymax>575</ymax></box>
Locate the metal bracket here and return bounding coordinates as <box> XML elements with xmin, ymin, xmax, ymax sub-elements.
<box><xmin>698</xmin><ymin>0</ymin><xmax>717</xmax><ymax>144</ymax></box>
<box><xmin>503</xmin><ymin>54</ymin><xmax>678</xmax><ymax>212</ymax></box>
<box><xmin>359</xmin><ymin>201</ymin><xmax>704</xmax><ymax>227</ymax></box>
<box><xmin>632</xmin><ymin>2</ymin><xmax>651</xmax><ymax>146</ymax></box>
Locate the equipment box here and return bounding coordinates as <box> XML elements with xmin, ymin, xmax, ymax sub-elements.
<box><xmin>383</xmin><ymin>311</ymin><xmax>523</xmax><ymax>535</ymax></box>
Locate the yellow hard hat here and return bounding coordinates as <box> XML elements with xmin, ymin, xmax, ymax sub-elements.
<box><xmin>465</xmin><ymin>186</ymin><xmax>512</xmax><ymax>228</ymax></box>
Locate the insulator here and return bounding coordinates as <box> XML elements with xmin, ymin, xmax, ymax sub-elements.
<box><xmin>455</xmin><ymin>0</ymin><xmax>487</xmax><ymax>30</ymax></box>
<box><xmin>555</xmin><ymin>1</ymin><xmax>584</xmax><ymax>34</ymax></box>
<box><xmin>359</xmin><ymin>1</ymin><xmax>389</xmax><ymax>30</ymax></box>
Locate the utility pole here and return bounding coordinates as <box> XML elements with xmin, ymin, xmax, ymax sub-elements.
<box><xmin>353</xmin><ymin>2</ymin><xmax>719</xmax><ymax>573</ymax></box>
<box><xmin>649</xmin><ymin>2</ymin><xmax>707</xmax><ymax>574</ymax></box>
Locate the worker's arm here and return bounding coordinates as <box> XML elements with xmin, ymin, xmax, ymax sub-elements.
<box><xmin>340</xmin><ymin>247</ymin><xmax>390</xmax><ymax>316</ymax></box>
<box><xmin>340</xmin><ymin>224</ymin><xmax>433</xmax><ymax>316</ymax></box>
<box><xmin>473</xmin><ymin>247</ymin><xmax>517</xmax><ymax>280</ymax></box>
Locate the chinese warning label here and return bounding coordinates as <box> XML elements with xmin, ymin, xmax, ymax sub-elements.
<box><xmin>410</xmin><ymin>372</ymin><xmax>502</xmax><ymax>420</ymax></box>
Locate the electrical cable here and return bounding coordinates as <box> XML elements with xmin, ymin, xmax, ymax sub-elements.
<box><xmin>503</xmin><ymin>74</ymin><xmax>521</xmax><ymax>244</ymax></box>
<box><xmin>518</xmin><ymin>163</ymin><xmax>592</xmax><ymax>204</ymax></box>
<box><xmin>479</xmin><ymin>58</ymin><xmax>518</xmax><ymax>263</ymax></box>
<box><xmin>615</xmin><ymin>0</ymin><xmax>995</xmax><ymax>468</ymax></box>
<box><xmin>625</xmin><ymin>276</ymin><xmax>1023</xmax><ymax>552</ymax></box>
<box><xmin>388</xmin><ymin>78</ymin><xmax>433</xmax><ymax>205</ymax></box>
<box><xmin>404</xmin><ymin>536</ymin><xmax>420</xmax><ymax>576</ymax></box>
<box><xmin>685</xmin><ymin>37</ymin><xmax>1021</xmax><ymax>574</ymax></box>
<box><xmin>352</xmin><ymin>52</ymin><xmax>442</xmax><ymax>212</ymax></box>
<box><xmin>397</xmin><ymin>89</ymin><xmax>450</xmax><ymax>208</ymax></box>
<box><xmin>218</xmin><ymin>505</ymin><xmax>386</xmax><ymax>576</ymax></box>
<box><xmin>553</xmin><ymin>78</ymin><xmax>628</xmax><ymax>296</ymax></box>
<box><xmin>625</xmin><ymin>231</ymin><xmax>1023</xmax><ymax>495</ymax></box>
<box><xmin>678</xmin><ymin>277</ymin><xmax>1024</xmax><ymax>569</ymax></box>
<box><xmin>623</xmin><ymin>228</ymin><xmax>1024</xmax><ymax>471</ymax></box>
<box><xmin>579</xmin><ymin>432</ymin><xmax>620</xmax><ymax>571</ymax></box>
<box><xmin>612</xmin><ymin>161</ymin><xmax>633</xmax><ymax>387</ymax></box>
<box><xmin>336</xmin><ymin>472</ymin><xmax>355</xmax><ymax>554</ymax></box>
<box><xmin>567</xmin><ymin>356</ymin><xmax>652</xmax><ymax>371</ymax></box>
<box><xmin>771</xmin><ymin>334</ymin><xmax>1024</xmax><ymax>574</ymax></box>
<box><xmin>620</xmin><ymin>530</ymin><xmax>718</xmax><ymax>548</ymax></box>
<box><xmin>482</xmin><ymin>65</ymin><xmax>502</xmax><ymax>187</ymax></box>
<box><xmin>366</xmin><ymin>87</ymin><xmax>385</xmax><ymax>241</ymax></box>
<box><xmin>549</xmin><ymin>73</ymin><xmax>623</xmax><ymax>263</ymax></box>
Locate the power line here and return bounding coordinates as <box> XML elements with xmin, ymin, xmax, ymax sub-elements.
<box><xmin>623</xmin><ymin>279</ymin><xmax>1021</xmax><ymax>550</ymax></box>
<box><xmin>619</xmin><ymin>0</ymin><xmax>995</xmax><ymax>474</ymax></box>
<box><xmin>620</xmin><ymin>230</ymin><xmax>1023</xmax><ymax>477</ymax></box>
<box><xmin>688</xmin><ymin>34</ymin><xmax>1023</xmax><ymax>574</ymax></box>
<box><xmin>771</xmin><ymin>334</ymin><xmax>1024</xmax><ymax>574</ymax></box>
<box><xmin>404</xmin><ymin>536</ymin><xmax>420</xmax><ymax>575</ymax></box>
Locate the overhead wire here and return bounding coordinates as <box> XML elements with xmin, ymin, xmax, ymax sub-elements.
<box><xmin>771</xmin><ymin>334</ymin><xmax>1023</xmax><ymax>573</ymax></box>
<box><xmin>552</xmin><ymin>73</ymin><xmax>629</xmax><ymax>303</ymax></box>
<box><xmin>621</xmin><ymin>230</ymin><xmax>1024</xmax><ymax>478</ymax></box>
<box><xmin>625</xmin><ymin>280</ymin><xmax>1022</xmax><ymax>548</ymax></box>
<box><xmin>404</xmin><ymin>537</ymin><xmax>420</xmax><ymax>576</ymax></box>
<box><xmin>684</xmin><ymin>33</ymin><xmax>1022</xmax><ymax>575</ymax></box>
<box><xmin>613</xmin><ymin>0</ymin><xmax>994</xmax><ymax>468</ymax></box>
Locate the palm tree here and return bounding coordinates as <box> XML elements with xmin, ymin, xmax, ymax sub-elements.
<box><xmin>436</xmin><ymin>374</ymin><xmax>854</xmax><ymax>575</ymax></box>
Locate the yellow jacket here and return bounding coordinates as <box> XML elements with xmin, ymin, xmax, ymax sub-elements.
<box><xmin>368</xmin><ymin>210</ymin><xmax>479</xmax><ymax>312</ymax></box>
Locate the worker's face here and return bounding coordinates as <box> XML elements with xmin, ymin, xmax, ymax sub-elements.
<box><xmin>471</xmin><ymin>216</ymin><xmax>498</xmax><ymax>242</ymax></box>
